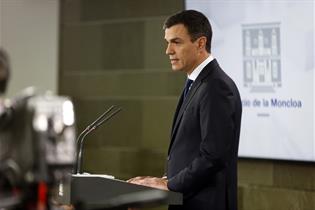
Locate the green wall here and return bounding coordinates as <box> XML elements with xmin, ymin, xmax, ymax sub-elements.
<box><xmin>59</xmin><ymin>1</ymin><xmax>315</xmax><ymax>209</ymax></box>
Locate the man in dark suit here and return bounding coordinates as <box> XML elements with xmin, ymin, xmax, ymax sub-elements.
<box><xmin>128</xmin><ymin>10</ymin><xmax>242</xmax><ymax>210</ymax></box>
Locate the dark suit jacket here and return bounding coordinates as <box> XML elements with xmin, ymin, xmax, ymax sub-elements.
<box><xmin>167</xmin><ymin>59</ymin><xmax>242</xmax><ymax>210</ymax></box>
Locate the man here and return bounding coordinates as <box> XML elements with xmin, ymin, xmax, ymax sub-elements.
<box><xmin>128</xmin><ymin>10</ymin><xmax>242</xmax><ymax>210</ymax></box>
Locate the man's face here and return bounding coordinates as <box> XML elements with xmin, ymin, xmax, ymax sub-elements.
<box><xmin>164</xmin><ymin>24</ymin><xmax>200</xmax><ymax>75</ymax></box>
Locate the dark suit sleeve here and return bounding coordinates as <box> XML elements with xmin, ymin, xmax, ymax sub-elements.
<box><xmin>167</xmin><ymin>79</ymin><xmax>236</xmax><ymax>193</ymax></box>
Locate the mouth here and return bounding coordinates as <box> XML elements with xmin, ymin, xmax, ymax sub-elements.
<box><xmin>170</xmin><ymin>58</ymin><xmax>179</xmax><ymax>64</ymax></box>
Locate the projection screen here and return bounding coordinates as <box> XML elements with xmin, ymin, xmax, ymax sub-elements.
<box><xmin>186</xmin><ymin>0</ymin><xmax>315</xmax><ymax>161</ymax></box>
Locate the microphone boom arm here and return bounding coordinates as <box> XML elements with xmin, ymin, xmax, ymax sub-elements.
<box><xmin>75</xmin><ymin>106</ymin><xmax>122</xmax><ymax>174</ymax></box>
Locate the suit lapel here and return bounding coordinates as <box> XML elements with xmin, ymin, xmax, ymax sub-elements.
<box><xmin>171</xmin><ymin>90</ymin><xmax>184</xmax><ymax>133</ymax></box>
<box><xmin>168</xmin><ymin>59</ymin><xmax>218</xmax><ymax>154</ymax></box>
<box><xmin>170</xmin><ymin>80</ymin><xmax>202</xmax><ymax>141</ymax></box>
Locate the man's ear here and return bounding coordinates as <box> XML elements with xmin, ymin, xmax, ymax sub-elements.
<box><xmin>197</xmin><ymin>36</ymin><xmax>207</xmax><ymax>51</ymax></box>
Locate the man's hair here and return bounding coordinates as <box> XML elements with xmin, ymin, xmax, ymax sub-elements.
<box><xmin>0</xmin><ymin>48</ymin><xmax>10</xmax><ymax>94</ymax></box>
<box><xmin>163</xmin><ymin>10</ymin><xmax>212</xmax><ymax>53</ymax></box>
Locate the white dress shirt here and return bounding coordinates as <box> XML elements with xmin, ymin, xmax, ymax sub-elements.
<box><xmin>188</xmin><ymin>54</ymin><xmax>214</xmax><ymax>81</ymax></box>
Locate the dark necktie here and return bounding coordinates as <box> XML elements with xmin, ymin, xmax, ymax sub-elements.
<box><xmin>184</xmin><ymin>79</ymin><xmax>193</xmax><ymax>98</ymax></box>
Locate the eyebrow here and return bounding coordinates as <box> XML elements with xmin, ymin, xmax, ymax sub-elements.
<box><xmin>165</xmin><ymin>37</ymin><xmax>182</xmax><ymax>43</ymax></box>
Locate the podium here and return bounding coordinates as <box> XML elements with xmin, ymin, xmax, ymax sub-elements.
<box><xmin>67</xmin><ymin>174</ymin><xmax>182</xmax><ymax>210</ymax></box>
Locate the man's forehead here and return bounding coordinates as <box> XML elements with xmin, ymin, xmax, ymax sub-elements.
<box><xmin>164</xmin><ymin>24</ymin><xmax>189</xmax><ymax>40</ymax></box>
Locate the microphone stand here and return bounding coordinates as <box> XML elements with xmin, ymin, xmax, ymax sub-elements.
<box><xmin>75</xmin><ymin>105</ymin><xmax>122</xmax><ymax>174</ymax></box>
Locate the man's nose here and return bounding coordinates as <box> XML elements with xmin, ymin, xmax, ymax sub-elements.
<box><xmin>165</xmin><ymin>44</ymin><xmax>174</xmax><ymax>55</ymax></box>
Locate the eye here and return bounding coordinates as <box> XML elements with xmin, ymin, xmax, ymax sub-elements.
<box><xmin>169</xmin><ymin>38</ymin><xmax>182</xmax><ymax>45</ymax></box>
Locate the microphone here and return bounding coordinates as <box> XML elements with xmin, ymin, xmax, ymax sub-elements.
<box><xmin>75</xmin><ymin>105</ymin><xmax>122</xmax><ymax>174</ymax></box>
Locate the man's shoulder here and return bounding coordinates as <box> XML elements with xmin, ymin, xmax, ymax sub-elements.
<box><xmin>202</xmin><ymin>64</ymin><xmax>240</xmax><ymax>95</ymax></box>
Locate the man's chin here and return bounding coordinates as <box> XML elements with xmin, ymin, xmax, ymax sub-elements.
<box><xmin>171</xmin><ymin>66</ymin><xmax>182</xmax><ymax>72</ymax></box>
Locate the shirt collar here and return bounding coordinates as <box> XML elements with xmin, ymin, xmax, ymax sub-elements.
<box><xmin>188</xmin><ymin>54</ymin><xmax>214</xmax><ymax>81</ymax></box>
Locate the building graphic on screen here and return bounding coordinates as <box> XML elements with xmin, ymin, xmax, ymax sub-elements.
<box><xmin>242</xmin><ymin>22</ymin><xmax>281</xmax><ymax>92</ymax></box>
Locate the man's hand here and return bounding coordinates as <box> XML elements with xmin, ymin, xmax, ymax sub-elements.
<box><xmin>127</xmin><ymin>176</ymin><xmax>168</xmax><ymax>191</ymax></box>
